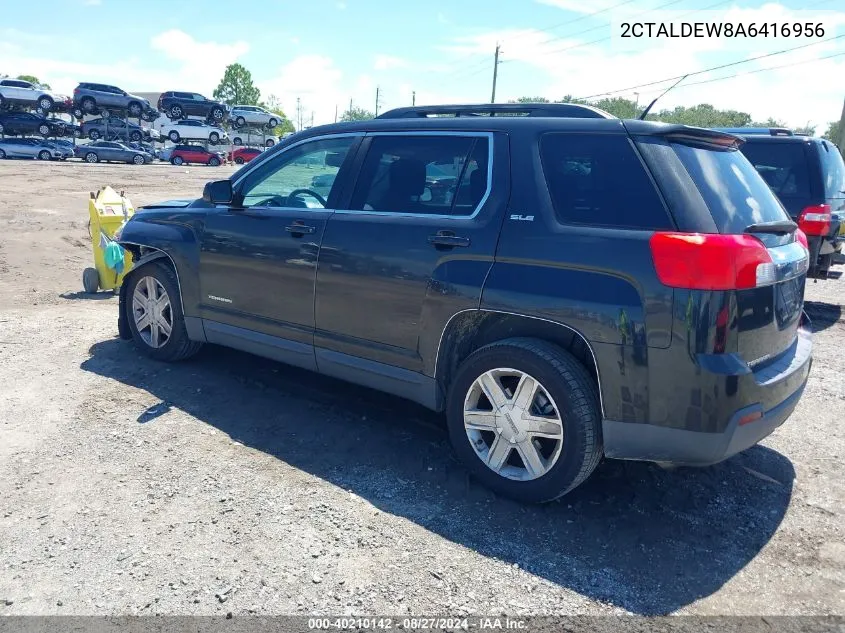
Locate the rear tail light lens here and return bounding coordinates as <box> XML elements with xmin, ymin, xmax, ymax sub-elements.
<box><xmin>794</xmin><ymin>228</ymin><xmax>809</xmax><ymax>250</ymax></box>
<box><xmin>798</xmin><ymin>204</ymin><xmax>831</xmax><ymax>236</ymax></box>
<box><xmin>649</xmin><ymin>232</ymin><xmax>774</xmax><ymax>290</ymax></box>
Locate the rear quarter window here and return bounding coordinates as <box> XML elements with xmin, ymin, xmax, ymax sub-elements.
<box><xmin>818</xmin><ymin>141</ymin><xmax>845</xmax><ymax>199</ymax></box>
<box><xmin>738</xmin><ymin>141</ymin><xmax>811</xmax><ymax>198</ymax></box>
<box><xmin>672</xmin><ymin>142</ymin><xmax>790</xmax><ymax>234</ymax></box>
<box><xmin>540</xmin><ymin>133</ymin><xmax>672</xmax><ymax>230</ymax></box>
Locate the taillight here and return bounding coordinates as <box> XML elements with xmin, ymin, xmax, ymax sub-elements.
<box><xmin>794</xmin><ymin>228</ymin><xmax>809</xmax><ymax>250</ymax></box>
<box><xmin>649</xmin><ymin>232</ymin><xmax>774</xmax><ymax>290</ymax></box>
<box><xmin>798</xmin><ymin>204</ymin><xmax>831</xmax><ymax>236</ymax></box>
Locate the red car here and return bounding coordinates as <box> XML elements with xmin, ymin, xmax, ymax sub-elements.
<box><xmin>230</xmin><ymin>146</ymin><xmax>261</xmax><ymax>164</ymax></box>
<box><xmin>170</xmin><ymin>144</ymin><xmax>223</xmax><ymax>166</ymax></box>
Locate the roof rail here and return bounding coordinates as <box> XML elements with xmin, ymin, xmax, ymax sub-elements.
<box><xmin>712</xmin><ymin>127</ymin><xmax>794</xmax><ymax>137</ymax></box>
<box><xmin>376</xmin><ymin>103</ymin><xmax>615</xmax><ymax>120</ymax></box>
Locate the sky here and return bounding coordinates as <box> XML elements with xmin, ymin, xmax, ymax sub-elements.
<box><xmin>2</xmin><ymin>0</ymin><xmax>844</xmax><ymax>132</ymax></box>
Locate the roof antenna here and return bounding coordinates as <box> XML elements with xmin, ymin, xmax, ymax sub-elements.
<box><xmin>638</xmin><ymin>74</ymin><xmax>688</xmax><ymax>120</ymax></box>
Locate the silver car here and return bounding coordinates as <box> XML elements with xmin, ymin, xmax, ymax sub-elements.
<box><xmin>74</xmin><ymin>141</ymin><xmax>152</xmax><ymax>164</ymax></box>
<box><xmin>229</xmin><ymin>105</ymin><xmax>282</xmax><ymax>129</ymax></box>
<box><xmin>0</xmin><ymin>138</ymin><xmax>65</xmax><ymax>160</ymax></box>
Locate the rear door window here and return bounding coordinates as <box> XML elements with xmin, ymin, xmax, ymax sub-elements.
<box><xmin>672</xmin><ymin>142</ymin><xmax>790</xmax><ymax>234</ymax></box>
<box><xmin>540</xmin><ymin>133</ymin><xmax>671</xmax><ymax>229</ymax></box>
<box><xmin>738</xmin><ymin>141</ymin><xmax>811</xmax><ymax>198</ymax></box>
<box><xmin>818</xmin><ymin>141</ymin><xmax>845</xmax><ymax>199</ymax></box>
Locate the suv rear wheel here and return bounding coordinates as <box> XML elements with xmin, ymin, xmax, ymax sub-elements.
<box><xmin>446</xmin><ymin>338</ymin><xmax>602</xmax><ymax>503</ymax></box>
<box><xmin>128</xmin><ymin>102</ymin><xmax>142</xmax><ymax>117</ymax></box>
<box><xmin>38</xmin><ymin>96</ymin><xmax>53</xmax><ymax>111</ymax></box>
<box><xmin>169</xmin><ymin>105</ymin><xmax>183</xmax><ymax>119</ymax></box>
<box><xmin>126</xmin><ymin>261</ymin><xmax>202</xmax><ymax>362</ymax></box>
<box><xmin>210</xmin><ymin>106</ymin><xmax>224</xmax><ymax>121</ymax></box>
<box><xmin>80</xmin><ymin>97</ymin><xmax>96</xmax><ymax>112</ymax></box>
<box><xmin>168</xmin><ymin>131</ymin><xmax>180</xmax><ymax>143</ymax></box>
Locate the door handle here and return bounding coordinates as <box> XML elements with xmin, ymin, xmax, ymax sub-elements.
<box><xmin>285</xmin><ymin>223</ymin><xmax>316</xmax><ymax>236</ymax></box>
<box><xmin>428</xmin><ymin>231</ymin><xmax>470</xmax><ymax>249</ymax></box>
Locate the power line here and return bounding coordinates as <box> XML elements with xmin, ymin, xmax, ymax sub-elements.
<box><xmin>636</xmin><ymin>49</ymin><xmax>845</xmax><ymax>95</ymax></box>
<box><xmin>576</xmin><ymin>33</ymin><xmax>845</xmax><ymax>99</ymax></box>
<box><xmin>503</xmin><ymin>0</ymin><xmax>637</xmax><ymax>45</ymax></box>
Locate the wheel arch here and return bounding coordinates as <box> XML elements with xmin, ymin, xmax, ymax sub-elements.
<box><xmin>434</xmin><ymin>310</ymin><xmax>604</xmax><ymax>417</ymax></box>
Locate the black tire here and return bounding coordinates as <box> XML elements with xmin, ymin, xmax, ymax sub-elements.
<box><xmin>211</xmin><ymin>106</ymin><xmax>224</xmax><ymax>121</ymax></box>
<box><xmin>38</xmin><ymin>95</ymin><xmax>54</xmax><ymax>111</ymax></box>
<box><xmin>128</xmin><ymin>102</ymin><xmax>142</xmax><ymax>117</ymax></box>
<box><xmin>81</xmin><ymin>97</ymin><xmax>96</xmax><ymax>112</ymax></box>
<box><xmin>72</xmin><ymin>107</ymin><xmax>84</xmax><ymax>119</ymax></box>
<box><xmin>168</xmin><ymin>130</ymin><xmax>180</xmax><ymax>143</ymax></box>
<box><xmin>85</xmin><ymin>152</ymin><xmax>99</xmax><ymax>163</ymax></box>
<box><xmin>38</xmin><ymin>150</ymin><xmax>51</xmax><ymax>160</ymax></box>
<box><xmin>209</xmin><ymin>132</ymin><xmax>219</xmax><ymax>143</ymax></box>
<box><xmin>0</xmin><ymin>123</ymin><xmax>5</xmax><ymax>134</ymax></box>
<box><xmin>88</xmin><ymin>129</ymin><xmax>101</xmax><ymax>140</ymax></box>
<box><xmin>38</xmin><ymin>124</ymin><xmax>50</xmax><ymax>136</ymax></box>
<box><xmin>232</xmin><ymin>136</ymin><xmax>243</xmax><ymax>145</ymax></box>
<box><xmin>208</xmin><ymin>156</ymin><xmax>221</xmax><ymax>166</ymax></box>
<box><xmin>235</xmin><ymin>116</ymin><xmax>246</xmax><ymax>127</ymax></box>
<box><xmin>0</xmin><ymin>149</ymin><xmax>5</xmax><ymax>159</ymax></box>
<box><xmin>169</xmin><ymin>105</ymin><xmax>183</xmax><ymax>120</ymax></box>
<box><xmin>446</xmin><ymin>337</ymin><xmax>602</xmax><ymax>503</ymax></box>
<box><xmin>132</xmin><ymin>154</ymin><xmax>145</xmax><ymax>165</ymax></box>
<box><xmin>82</xmin><ymin>267</ymin><xmax>99</xmax><ymax>293</ymax></box>
<box><xmin>171</xmin><ymin>156</ymin><xmax>183</xmax><ymax>166</ymax></box>
<box><xmin>125</xmin><ymin>261</ymin><xmax>203</xmax><ymax>362</ymax></box>
<box><xmin>130</xmin><ymin>130</ymin><xmax>141</xmax><ymax>142</ymax></box>
<box><xmin>268</xmin><ymin>118</ymin><xmax>278</xmax><ymax>129</ymax></box>
<box><xmin>265</xmin><ymin>139</ymin><xmax>275</xmax><ymax>147</ymax></box>
<box><xmin>234</xmin><ymin>156</ymin><xmax>244</xmax><ymax>164</ymax></box>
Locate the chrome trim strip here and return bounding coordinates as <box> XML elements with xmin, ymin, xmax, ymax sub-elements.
<box><xmin>433</xmin><ymin>308</ymin><xmax>606</xmax><ymax>418</ymax></box>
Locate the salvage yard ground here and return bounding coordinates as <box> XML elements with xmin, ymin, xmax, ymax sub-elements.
<box><xmin>0</xmin><ymin>160</ymin><xmax>843</xmax><ymax>616</ymax></box>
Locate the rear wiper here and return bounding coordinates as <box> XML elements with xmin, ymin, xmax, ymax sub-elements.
<box><xmin>744</xmin><ymin>220</ymin><xmax>797</xmax><ymax>235</ymax></box>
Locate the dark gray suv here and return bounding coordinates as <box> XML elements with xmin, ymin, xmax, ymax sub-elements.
<box><xmin>72</xmin><ymin>83</ymin><xmax>158</xmax><ymax>121</ymax></box>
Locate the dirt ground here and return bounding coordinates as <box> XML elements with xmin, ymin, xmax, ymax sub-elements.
<box><xmin>0</xmin><ymin>160</ymin><xmax>843</xmax><ymax>617</ymax></box>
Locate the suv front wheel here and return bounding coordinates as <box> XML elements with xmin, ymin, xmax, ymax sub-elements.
<box><xmin>126</xmin><ymin>261</ymin><xmax>202</xmax><ymax>362</ymax></box>
<box><xmin>446</xmin><ymin>338</ymin><xmax>602</xmax><ymax>503</ymax></box>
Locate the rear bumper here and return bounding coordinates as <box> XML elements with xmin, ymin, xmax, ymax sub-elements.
<box><xmin>604</xmin><ymin>326</ymin><xmax>812</xmax><ymax>465</ymax></box>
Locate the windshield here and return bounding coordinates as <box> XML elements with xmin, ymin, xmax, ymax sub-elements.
<box><xmin>672</xmin><ymin>143</ymin><xmax>791</xmax><ymax>234</ymax></box>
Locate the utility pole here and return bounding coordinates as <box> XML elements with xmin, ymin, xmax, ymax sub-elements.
<box><xmin>838</xmin><ymin>96</ymin><xmax>845</xmax><ymax>151</ymax></box>
<box><xmin>412</xmin><ymin>91</ymin><xmax>416</xmax><ymax>106</ymax></box>
<box><xmin>491</xmin><ymin>43</ymin><xmax>502</xmax><ymax>104</ymax></box>
<box><xmin>634</xmin><ymin>92</ymin><xmax>640</xmax><ymax>107</ymax></box>
<box><xmin>296</xmin><ymin>97</ymin><xmax>301</xmax><ymax>131</ymax></box>
<box><xmin>334</xmin><ymin>104</ymin><xmax>338</xmax><ymax>123</ymax></box>
<box><xmin>375</xmin><ymin>86</ymin><xmax>381</xmax><ymax>117</ymax></box>
<box><xmin>310</xmin><ymin>111</ymin><xmax>314</xmax><ymax>128</ymax></box>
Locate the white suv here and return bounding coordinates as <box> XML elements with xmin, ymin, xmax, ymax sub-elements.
<box><xmin>160</xmin><ymin>119</ymin><xmax>228</xmax><ymax>144</ymax></box>
<box><xmin>229</xmin><ymin>105</ymin><xmax>281</xmax><ymax>129</ymax></box>
<box><xmin>0</xmin><ymin>79</ymin><xmax>69</xmax><ymax>112</ymax></box>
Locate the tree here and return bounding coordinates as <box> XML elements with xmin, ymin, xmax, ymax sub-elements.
<box><xmin>16</xmin><ymin>74</ymin><xmax>49</xmax><ymax>89</ymax></box>
<box><xmin>213</xmin><ymin>63</ymin><xmax>261</xmax><ymax>106</ymax></box>
<box><xmin>792</xmin><ymin>124</ymin><xmax>816</xmax><ymax>136</ymax></box>
<box><xmin>823</xmin><ymin>120</ymin><xmax>841</xmax><ymax>146</ymax></box>
<box><xmin>261</xmin><ymin>94</ymin><xmax>295</xmax><ymax>136</ymax></box>
<box><xmin>511</xmin><ymin>96</ymin><xmax>550</xmax><ymax>103</ymax></box>
<box><xmin>340</xmin><ymin>106</ymin><xmax>374</xmax><ymax>122</ymax></box>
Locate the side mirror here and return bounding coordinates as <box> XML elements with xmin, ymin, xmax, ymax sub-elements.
<box><xmin>203</xmin><ymin>180</ymin><xmax>233</xmax><ymax>205</ymax></box>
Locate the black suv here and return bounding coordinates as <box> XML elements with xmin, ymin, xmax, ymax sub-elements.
<box><xmin>718</xmin><ymin>128</ymin><xmax>844</xmax><ymax>279</ymax></box>
<box><xmin>115</xmin><ymin>104</ymin><xmax>813</xmax><ymax>503</ymax></box>
<box><xmin>0</xmin><ymin>112</ymin><xmax>70</xmax><ymax>137</ymax></box>
<box><xmin>158</xmin><ymin>91</ymin><xmax>228</xmax><ymax>123</ymax></box>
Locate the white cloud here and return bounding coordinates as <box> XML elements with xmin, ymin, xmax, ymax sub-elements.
<box><xmin>260</xmin><ymin>55</ymin><xmax>349</xmax><ymax>126</ymax></box>
<box><xmin>443</xmin><ymin>1</ymin><xmax>845</xmax><ymax>129</ymax></box>
<box><xmin>536</xmin><ymin>0</ymin><xmax>622</xmax><ymax>13</ymax></box>
<box><xmin>374</xmin><ymin>55</ymin><xmax>408</xmax><ymax>71</ymax></box>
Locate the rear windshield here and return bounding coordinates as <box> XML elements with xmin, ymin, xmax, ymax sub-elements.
<box><xmin>818</xmin><ymin>141</ymin><xmax>845</xmax><ymax>199</ymax></box>
<box><xmin>672</xmin><ymin>143</ymin><xmax>790</xmax><ymax>234</ymax></box>
<box><xmin>738</xmin><ymin>141</ymin><xmax>810</xmax><ymax>198</ymax></box>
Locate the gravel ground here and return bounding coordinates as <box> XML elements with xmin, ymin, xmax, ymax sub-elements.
<box><xmin>0</xmin><ymin>160</ymin><xmax>843</xmax><ymax>617</ymax></box>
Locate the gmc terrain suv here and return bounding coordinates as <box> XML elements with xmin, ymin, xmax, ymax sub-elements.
<box><xmin>72</xmin><ymin>83</ymin><xmax>159</xmax><ymax>121</ymax></box>
<box><xmin>158</xmin><ymin>91</ymin><xmax>228</xmax><ymax>123</ymax></box>
<box><xmin>718</xmin><ymin>127</ymin><xmax>844</xmax><ymax>279</ymax></box>
<box><xmin>115</xmin><ymin>104</ymin><xmax>813</xmax><ymax>503</ymax></box>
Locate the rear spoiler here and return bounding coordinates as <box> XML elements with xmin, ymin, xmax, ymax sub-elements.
<box><xmin>623</xmin><ymin>121</ymin><xmax>744</xmax><ymax>149</ymax></box>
